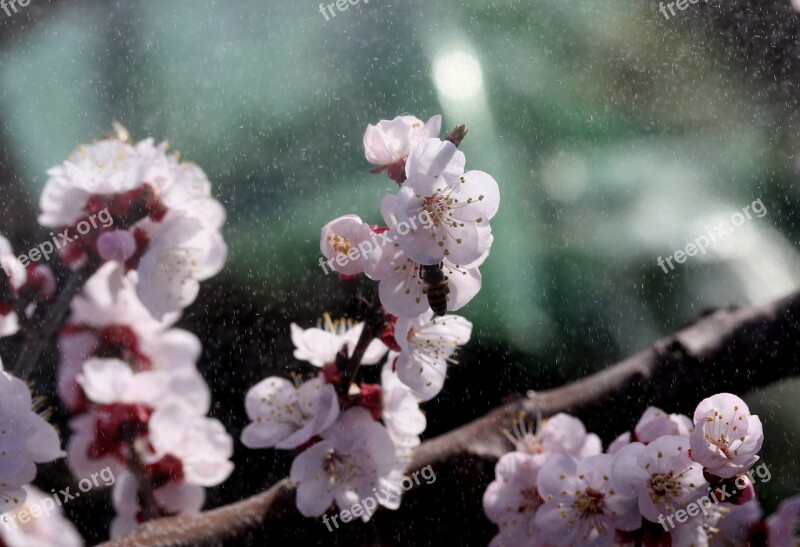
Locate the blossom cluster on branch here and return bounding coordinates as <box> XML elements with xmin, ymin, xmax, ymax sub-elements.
<box><xmin>483</xmin><ymin>394</ymin><xmax>799</xmax><ymax>546</ymax></box>
<box><xmin>0</xmin><ymin>116</ymin><xmax>797</xmax><ymax>547</ymax></box>
<box><xmin>0</xmin><ymin>129</ymin><xmax>233</xmax><ymax>544</ymax></box>
<box><xmin>240</xmin><ymin>114</ymin><xmax>498</xmax><ymax>521</ymax></box>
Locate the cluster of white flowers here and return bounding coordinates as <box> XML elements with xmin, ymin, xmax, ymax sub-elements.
<box><xmin>483</xmin><ymin>393</ymin><xmax>799</xmax><ymax>547</ymax></box>
<box><xmin>37</xmin><ymin>135</ymin><xmax>233</xmax><ymax>538</ymax></box>
<box><xmin>241</xmin><ymin>114</ymin><xmax>498</xmax><ymax>521</ymax></box>
<box><xmin>0</xmin><ymin>355</ymin><xmax>76</xmax><ymax>546</ymax></box>
<box><xmin>39</xmin><ymin>135</ymin><xmax>226</xmax><ymax>320</ymax></box>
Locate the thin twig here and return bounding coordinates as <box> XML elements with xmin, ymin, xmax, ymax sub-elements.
<box><xmin>336</xmin><ymin>294</ymin><xmax>386</xmax><ymax>399</ymax></box>
<box><xmin>126</xmin><ymin>437</ymin><xmax>160</xmax><ymax>522</ymax></box>
<box><xmin>12</xmin><ymin>257</ymin><xmax>100</xmax><ymax>378</ymax></box>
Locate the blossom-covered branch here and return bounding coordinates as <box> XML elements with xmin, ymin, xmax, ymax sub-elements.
<box><xmin>100</xmin><ymin>289</ymin><xmax>800</xmax><ymax>546</ymax></box>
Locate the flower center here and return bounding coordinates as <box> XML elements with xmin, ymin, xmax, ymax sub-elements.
<box><xmin>648</xmin><ymin>472</ymin><xmax>682</xmax><ymax>503</ymax></box>
<box><xmin>573</xmin><ymin>488</ymin><xmax>606</xmax><ymax>517</ymax></box>
<box><xmin>327</xmin><ymin>234</ymin><xmax>353</xmax><ymax>256</ymax></box>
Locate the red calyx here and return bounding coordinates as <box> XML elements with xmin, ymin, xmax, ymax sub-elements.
<box><xmin>144</xmin><ymin>454</ymin><xmax>185</xmax><ymax>489</ymax></box>
<box><xmin>379</xmin><ymin>315</ymin><xmax>401</xmax><ymax>352</ymax></box>
<box><xmin>359</xmin><ymin>383</ymin><xmax>383</xmax><ymax>420</ymax></box>
<box><xmin>96</xmin><ymin>325</ymin><xmax>152</xmax><ymax>371</ymax></box>
<box><xmin>86</xmin><ymin>403</ymin><xmax>153</xmax><ymax>461</ymax></box>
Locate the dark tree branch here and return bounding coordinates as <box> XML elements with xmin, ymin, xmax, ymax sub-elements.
<box><xmin>126</xmin><ymin>438</ymin><xmax>160</xmax><ymax>523</ymax></box>
<box><xmin>100</xmin><ymin>290</ymin><xmax>800</xmax><ymax>546</ymax></box>
<box><xmin>12</xmin><ymin>257</ymin><xmax>100</xmax><ymax>378</ymax></box>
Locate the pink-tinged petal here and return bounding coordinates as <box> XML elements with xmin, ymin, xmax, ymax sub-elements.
<box><xmin>405</xmin><ymin>138</ymin><xmax>465</xmax><ymax>183</ymax></box>
<box><xmin>25</xmin><ymin>413</ymin><xmax>65</xmax><ymax>462</ymax></box>
<box><xmin>320</xmin><ymin>214</ymin><xmax>371</xmax><ymax>276</ymax></box>
<box><xmin>77</xmin><ymin>358</ymin><xmax>133</xmax><ymax>404</ymax></box>
<box><xmin>451</xmin><ymin>170</ymin><xmax>500</xmax><ymax>220</ymax></box>
<box><xmin>608</xmin><ymin>431</ymin><xmax>632</xmax><ymax>455</ymax></box>
<box><xmin>378</xmin><ymin>259</ymin><xmax>430</xmax><ymax>318</ymax></box>
<box><xmin>767</xmin><ymin>495</ymin><xmax>800</xmax><ymax>546</ymax></box>
<box><xmin>97</xmin><ymin>229</ymin><xmax>137</xmax><ymax>262</ymax></box>
<box><xmin>610</xmin><ymin>442</ymin><xmax>649</xmax><ymax>497</ymax></box>
<box><xmin>536</xmin><ymin>453</ymin><xmax>580</xmax><ymax>498</ymax></box>
<box><xmin>156</xmin><ymin>481</ymin><xmax>206</xmax><ymax>514</ymax></box>
<box><xmin>443</xmin><ymin>262</ymin><xmax>482</xmax><ymax>312</ymax></box>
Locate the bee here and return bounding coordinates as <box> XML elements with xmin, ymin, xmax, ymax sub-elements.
<box><xmin>421</xmin><ymin>263</ymin><xmax>449</xmax><ymax>316</ymax></box>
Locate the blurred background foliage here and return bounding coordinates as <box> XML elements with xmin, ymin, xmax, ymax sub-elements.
<box><xmin>1</xmin><ymin>0</ymin><xmax>799</xmax><ymax>543</ymax></box>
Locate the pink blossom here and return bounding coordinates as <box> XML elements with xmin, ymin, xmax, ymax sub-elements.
<box><xmin>0</xmin><ymin>485</ymin><xmax>83</xmax><ymax>546</ymax></box>
<box><xmin>241</xmin><ymin>375</ymin><xmax>339</xmax><ymax>450</ymax></box>
<box><xmin>38</xmin><ymin>136</ymin><xmax>227</xmax><ymax>320</ymax></box>
<box><xmin>289</xmin><ymin>408</ymin><xmax>401</xmax><ymax>519</ymax></box>
<box><xmin>364</xmin><ymin>115</ymin><xmax>442</xmax><ymax>180</ymax></box>
<box><xmin>611</xmin><ymin>435</ymin><xmax>708</xmax><ymax>523</ymax></box>
<box><xmin>363</xmin><ymin>195</ymin><xmax>485</xmax><ymax>318</ymax></box>
<box><xmin>535</xmin><ymin>454</ymin><xmax>640</xmax><ymax>546</ymax></box>
<box><xmin>502</xmin><ymin>413</ymin><xmax>602</xmax><ymax>460</ymax></box>
<box><xmin>393</xmin><ymin>311</ymin><xmax>472</xmax><ymax>401</ymax></box>
<box><xmin>483</xmin><ymin>452</ymin><xmax>546</xmax><ymax>546</ymax></box>
<box><xmin>766</xmin><ymin>495</ymin><xmax>800</xmax><ymax>546</ymax></box>
<box><xmin>689</xmin><ymin>393</ymin><xmax>763</xmax><ymax>478</ymax></box>
<box><xmin>634</xmin><ymin>406</ymin><xmax>693</xmax><ymax>444</ymax></box>
<box><xmin>394</xmin><ymin>138</ymin><xmax>499</xmax><ymax>266</ymax></box>
<box><xmin>290</xmin><ymin>314</ymin><xmax>387</xmax><ymax>368</ymax></box>
<box><xmin>58</xmin><ymin>263</ymin><xmax>202</xmax><ymax>413</ymax></box>
<box><xmin>0</xmin><ymin>359</ymin><xmax>64</xmax><ymax>513</ymax></box>
<box><xmin>319</xmin><ymin>214</ymin><xmax>374</xmax><ymax>276</ymax></box>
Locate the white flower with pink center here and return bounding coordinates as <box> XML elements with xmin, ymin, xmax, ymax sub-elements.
<box><xmin>392</xmin><ymin>311</ymin><xmax>472</xmax><ymax>402</ymax></box>
<box><xmin>502</xmin><ymin>413</ymin><xmax>602</xmax><ymax>461</ymax></box>
<box><xmin>611</xmin><ymin>435</ymin><xmax>708</xmax><ymax>523</ymax></box>
<box><xmin>58</xmin><ymin>263</ymin><xmax>202</xmax><ymax>413</ymax></box>
<box><xmin>144</xmin><ymin>400</ymin><xmax>234</xmax><ymax>488</ymax></box>
<box><xmin>319</xmin><ymin>214</ymin><xmax>375</xmax><ymax>277</ymax></box>
<box><xmin>535</xmin><ymin>454</ymin><xmax>640</xmax><ymax>546</ymax></box>
<box><xmin>67</xmin><ymin>358</ymin><xmax>211</xmax><ymax>480</ymax></box>
<box><xmin>689</xmin><ymin>393</ymin><xmax>763</xmax><ymax>479</ymax></box>
<box><xmin>289</xmin><ymin>407</ymin><xmax>401</xmax><ymax>519</ymax></box>
<box><xmin>483</xmin><ymin>452</ymin><xmax>546</xmax><ymax>546</ymax></box>
<box><xmin>394</xmin><ymin>138</ymin><xmax>499</xmax><ymax>266</ymax></box>
<box><xmin>0</xmin><ymin>359</ymin><xmax>64</xmax><ymax>513</ymax></box>
<box><xmin>364</xmin><ymin>194</ymin><xmax>485</xmax><ymax>318</ymax></box>
<box><xmin>0</xmin><ymin>485</ymin><xmax>83</xmax><ymax>546</ymax></box>
<box><xmin>241</xmin><ymin>375</ymin><xmax>339</xmax><ymax>450</ymax></box>
<box><xmin>290</xmin><ymin>314</ymin><xmax>387</xmax><ymax>368</ymax></box>
<box><xmin>364</xmin><ymin>115</ymin><xmax>442</xmax><ymax>180</ymax></box>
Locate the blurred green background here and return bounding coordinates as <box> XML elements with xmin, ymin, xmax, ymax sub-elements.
<box><xmin>0</xmin><ymin>0</ymin><xmax>798</xmax><ymax>542</ymax></box>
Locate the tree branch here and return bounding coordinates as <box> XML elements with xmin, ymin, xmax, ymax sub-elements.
<box><xmin>100</xmin><ymin>290</ymin><xmax>800</xmax><ymax>546</ymax></box>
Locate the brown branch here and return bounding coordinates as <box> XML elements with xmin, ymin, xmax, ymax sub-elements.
<box><xmin>12</xmin><ymin>257</ymin><xmax>100</xmax><ymax>379</ymax></box>
<box><xmin>100</xmin><ymin>290</ymin><xmax>800</xmax><ymax>546</ymax></box>
<box><xmin>126</xmin><ymin>438</ymin><xmax>160</xmax><ymax>523</ymax></box>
